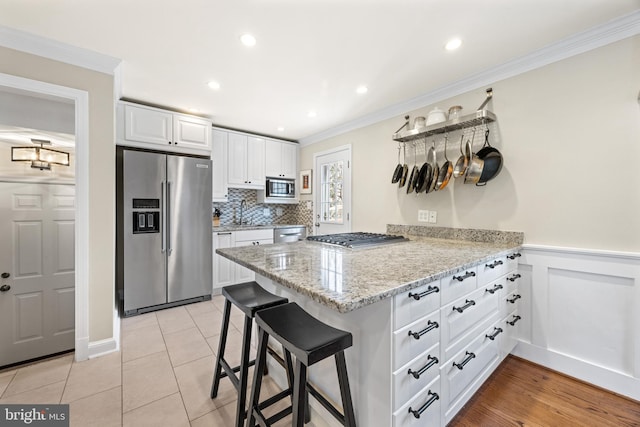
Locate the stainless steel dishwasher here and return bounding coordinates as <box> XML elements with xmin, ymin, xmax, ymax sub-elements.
<box><xmin>273</xmin><ymin>226</ymin><xmax>307</xmax><ymax>243</ymax></box>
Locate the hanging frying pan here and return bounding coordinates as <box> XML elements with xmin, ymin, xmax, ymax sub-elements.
<box><xmin>475</xmin><ymin>126</ymin><xmax>504</xmax><ymax>186</ymax></box>
<box><xmin>436</xmin><ymin>134</ymin><xmax>454</xmax><ymax>190</ymax></box>
<box><xmin>454</xmin><ymin>128</ymin><xmax>475</xmax><ymax>179</ymax></box>
<box><xmin>391</xmin><ymin>144</ymin><xmax>403</xmax><ymax>183</ymax></box>
<box><xmin>426</xmin><ymin>140</ymin><xmax>439</xmax><ymax>193</ymax></box>
<box><xmin>414</xmin><ymin>139</ymin><xmax>432</xmax><ymax>193</ymax></box>
<box><xmin>406</xmin><ymin>142</ymin><xmax>418</xmax><ymax>194</ymax></box>
<box><xmin>398</xmin><ymin>143</ymin><xmax>408</xmax><ymax>188</ymax></box>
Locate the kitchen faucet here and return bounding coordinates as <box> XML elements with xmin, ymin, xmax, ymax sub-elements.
<box><xmin>239</xmin><ymin>200</ymin><xmax>245</xmax><ymax>225</ymax></box>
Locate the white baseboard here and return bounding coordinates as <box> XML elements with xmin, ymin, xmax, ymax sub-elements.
<box><xmin>512</xmin><ymin>341</ymin><xmax>640</xmax><ymax>402</ymax></box>
<box><xmin>87</xmin><ymin>337</ymin><xmax>119</xmax><ymax>359</ymax></box>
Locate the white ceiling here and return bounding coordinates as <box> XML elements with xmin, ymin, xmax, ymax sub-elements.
<box><xmin>0</xmin><ymin>0</ymin><xmax>638</xmax><ymax>142</ymax></box>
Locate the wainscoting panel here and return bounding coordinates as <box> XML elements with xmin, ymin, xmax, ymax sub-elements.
<box><xmin>513</xmin><ymin>245</ymin><xmax>640</xmax><ymax>401</ymax></box>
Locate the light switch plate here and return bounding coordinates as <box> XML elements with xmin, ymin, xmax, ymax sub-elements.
<box><xmin>418</xmin><ymin>210</ymin><xmax>429</xmax><ymax>222</ymax></box>
<box><xmin>263</xmin><ymin>208</ymin><xmax>270</xmax><ymax>216</ymax></box>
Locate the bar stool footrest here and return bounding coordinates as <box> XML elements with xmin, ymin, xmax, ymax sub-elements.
<box><xmin>258</xmin><ymin>388</ymin><xmax>293</xmax><ymax>411</ymax></box>
<box><xmin>308</xmin><ymin>382</ymin><xmax>346</xmax><ymax>425</ymax></box>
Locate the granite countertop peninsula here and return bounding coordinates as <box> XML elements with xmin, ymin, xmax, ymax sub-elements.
<box><xmin>216</xmin><ymin>225</ymin><xmax>523</xmax><ymax>313</ymax></box>
<box><xmin>213</xmin><ymin>224</ymin><xmax>307</xmax><ymax>232</ymax></box>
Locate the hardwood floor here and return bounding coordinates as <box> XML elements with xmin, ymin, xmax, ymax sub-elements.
<box><xmin>449</xmin><ymin>356</ymin><xmax>640</xmax><ymax>427</ymax></box>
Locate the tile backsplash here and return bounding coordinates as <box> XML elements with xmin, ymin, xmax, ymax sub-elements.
<box><xmin>213</xmin><ymin>188</ymin><xmax>314</xmax><ymax>233</ymax></box>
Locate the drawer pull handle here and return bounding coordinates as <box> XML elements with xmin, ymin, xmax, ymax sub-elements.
<box><xmin>507</xmin><ymin>315</ymin><xmax>522</xmax><ymax>326</ymax></box>
<box><xmin>407</xmin><ymin>355</ymin><xmax>439</xmax><ymax>379</ymax></box>
<box><xmin>408</xmin><ymin>285</ymin><xmax>439</xmax><ymax>300</ymax></box>
<box><xmin>408</xmin><ymin>391</ymin><xmax>439</xmax><ymax>419</ymax></box>
<box><xmin>507</xmin><ymin>252</ymin><xmax>522</xmax><ymax>260</ymax></box>
<box><xmin>507</xmin><ymin>273</ymin><xmax>522</xmax><ymax>282</ymax></box>
<box><xmin>485</xmin><ymin>327</ymin><xmax>503</xmax><ymax>341</ymax></box>
<box><xmin>453</xmin><ymin>271</ymin><xmax>476</xmax><ymax>282</ymax></box>
<box><xmin>485</xmin><ymin>260</ymin><xmax>504</xmax><ymax>269</ymax></box>
<box><xmin>453</xmin><ymin>351</ymin><xmax>476</xmax><ymax>370</ymax></box>
<box><xmin>408</xmin><ymin>321</ymin><xmax>439</xmax><ymax>340</ymax></box>
<box><xmin>486</xmin><ymin>284</ymin><xmax>503</xmax><ymax>294</ymax></box>
<box><xmin>507</xmin><ymin>294</ymin><xmax>521</xmax><ymax>304</ymax></box>
<box><xmin>453</xmin><ymin>299</ymin><xmax>475</xmax><ymax>313</ymax></box>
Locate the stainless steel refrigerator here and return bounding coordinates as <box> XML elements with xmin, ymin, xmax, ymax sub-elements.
<box><xmin>116</xmin><ymin>147</ymin><xmax>212</xmax><ymax>316</ymax></box>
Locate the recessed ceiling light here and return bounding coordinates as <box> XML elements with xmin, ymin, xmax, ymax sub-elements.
<box><xmin>307</xmin><ymin>111</ymin><xmax>317</xmax><ymax>118</ymax></box>
<box><xmin>445</xmin><ymin>38</ymin><xmax>462</xmax><ymax>51</ymax></box>
<box><xmin>356</xmin><ymin>85</ymin><xmax>368</xmax><ymax>95</ymax></box>
<box><xmin>277</xmin><ymin>126</ymin><xmax>285</xmax><ymax>132</ymax></box>
<box><xmin>240</xmin><ymin>34</ymin><xmax>256</xmax><ymax>47</ymax></box>
<box><xmin>207</xmin><ymin>81</ymin><xmax>220</xmax><ymax>90</ymax></box>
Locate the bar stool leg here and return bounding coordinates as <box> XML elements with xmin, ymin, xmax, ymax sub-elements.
<box><xmin>246</xmin><ymin>327</ymin><xmax>269</xmax><ymax>427</ymax></box>
<box><xmin>335</xmin><ymin>351</ymin><xmax>356</xmax><ymax>427</ymax></box>
<box><xmin>235</xmin><ymin>315</ymin><xmax>253</xmax><ymax>427</ymax></box>
<box><xmin>292</xmin><ymin>359</ymin><xmax>308</xmax><ymax>427</ymax></box>
<box><xmin>211</xmin><ymin>299</ymin><xmax>232</xmax><ymax>398</ymax></box>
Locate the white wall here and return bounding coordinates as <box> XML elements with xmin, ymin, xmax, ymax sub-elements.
<box><xmin>300</xmin><ymin>35</ymin><xmax>640</xmax><ymax>253</ymax></box>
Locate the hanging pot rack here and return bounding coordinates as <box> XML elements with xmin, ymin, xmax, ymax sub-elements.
<box><xmin>392</xmin><ymin>88</ymin><xmax>496</xmax><ymax>142</ymax></box>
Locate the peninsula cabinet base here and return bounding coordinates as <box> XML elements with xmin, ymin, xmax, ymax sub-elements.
<box><xmin>255</xmin><ymin>271</ymin><xmax>520</xmax><ymax>427</ymax></box>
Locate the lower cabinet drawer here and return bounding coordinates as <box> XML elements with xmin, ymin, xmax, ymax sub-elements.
<box><xmin>440</xmin><ymin>323</ymin><xmax>500</xmax><ymax>421</ymax></box>
<box><xmin>393</xmin><ymin>376</ymin><xmax>441</xmax><ymax>427</ymax></box>
<box><xmin>440</xmin><ymin>285</ymin><xmax>500</xmax><ymax>362</ymax></box>
<box><xmin>393</xmin><ymin>343</ymin><xmax>440</xmax><ymax>411</ymax></box>
<box><xmin>394</xmin><ymin>281</ymin><xmax>440</xmax><ymax>330</ymax></box>
<box><xmin>394</xmin><ymin>310</ymin><xmax>440</xmax><ymax>370</ymax></box>
<box><xmin>501</xmin><ymin>289</ymin><xmax>522</xmax><ymax>318</ymax></box>
<box><xmin>440</xmin><ymin>267</ymin><xmax>477</xmax><ymax>306</ymax></box>
<box><xmin>500</xmin><ymin>310</ymin><xmax>521</xmax><ymax>357</ymax></box>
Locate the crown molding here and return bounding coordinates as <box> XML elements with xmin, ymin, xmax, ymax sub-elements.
<box><xmin>299</xmin><ymin>10</ymin><xmax>640</xmax><ymax>146</ymax></box>
<box><xmin>0</xmin><ymin>25</ymin><xmax>121</xmax><ymax>75</ymax></box>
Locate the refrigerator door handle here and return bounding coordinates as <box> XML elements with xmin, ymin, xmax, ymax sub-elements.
<box><xmin>161</xmin><ymin>181</ymin><xmax>166</xmax><ymax>253</ymax></box>
<box><xmin>167</xmin><ymin>181</ymin><xmax>172</xmax><ymax>255</ymax></box>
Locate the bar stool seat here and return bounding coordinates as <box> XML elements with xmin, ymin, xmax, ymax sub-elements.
<box><xmin>210</xmin><ymin>281</ymin><xmax>290</xmax><ymax>427</ymax></box>
<box><xmin>247</xmin><ymin>302</ymin><xmax>357</xmax><ymax>427</ymax></box>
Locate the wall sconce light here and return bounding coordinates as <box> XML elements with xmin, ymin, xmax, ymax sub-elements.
<box><xmin>11</xmin><ymin>139</ymin><xmax>70</xmax><ymax>170</ymax></box>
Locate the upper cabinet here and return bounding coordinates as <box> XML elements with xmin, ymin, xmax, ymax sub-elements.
<box><xmin>227</xmin><ymin>132</ymin><xmax>265</xmax><ymax>189</ymax></box>
<box><xmin>117</xmin><ymin>101</ymin><xmax>212</xmax><ymax>154</ymax></box>
<box><xmin>212</xmin><ymin>129</ymin><xmax>228</xmax><ymax>202</ymax></box>
<box><xmin>265</xmin><ymin>139</ymin><xmax>298</xmax><ymax>179</ymax></box>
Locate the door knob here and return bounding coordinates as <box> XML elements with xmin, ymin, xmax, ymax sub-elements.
<box><xmin>315</xmin><ymin>223</ymin><xmax>320</xmax><ymax>227</ymax></box>
<box><xmin>0</xmin><ymin>284</ymin><xmax>10</xmax><ymax>292</ymax></box>
<box><xmin>1</xmin><ymin>272</ymin><xmax>9</xmax><ymax>279</ymax></box>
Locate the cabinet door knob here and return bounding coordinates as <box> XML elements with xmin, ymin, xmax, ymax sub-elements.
<box><xmin>1</xmin><ymin>272</ymin><xmax>9</xmax><ymax>279</ymax></box>
<box><xmin>0</xmin><ymin>284</ymin><xmax>10</xmax><ymax>292</ymax></box>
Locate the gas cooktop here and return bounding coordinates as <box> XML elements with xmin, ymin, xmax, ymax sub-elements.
<box><xmin>306</xmin><ymin>232</ymin><xmax>409</xmax><ymax>248</ymax></box>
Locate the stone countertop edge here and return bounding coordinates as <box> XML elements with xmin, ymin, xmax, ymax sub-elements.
<box><xmin>387</xmin><ymin>224</ymin><xmax>524</xmax><ymax>245</ymax></box>
<box><xmin>216</xmin><ymin>239</ymin><xmax>523</xmax><ymax>314</ymax></box>
<box><xmin>213</xmin><ymin>224</ymin><xmax>307</xmax><ymax>232</ymax></box>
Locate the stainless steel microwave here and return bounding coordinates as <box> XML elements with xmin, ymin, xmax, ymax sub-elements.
<box><xmin>266</xmin><ymin>178</ymin><xmax>295</xmax><ymax>198</ymax></box>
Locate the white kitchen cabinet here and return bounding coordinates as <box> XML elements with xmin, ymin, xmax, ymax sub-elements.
<box><xmin>212</xmin><ymin>130</ymin><xmax>228</xmax><ymax>202</ymax></box>
<box><xmin>227</xmin><ymin>132</ymin><xmax>265</xmax><ymax>189</ymax></box>
<box><xmin>212</xmin><ymin>229</ymin><xmax>273</xmax><ymax>290</ymax></box>
<box><xmin>265</xmin><ymin>139</ymin><xmax>298</xmax><ymax>179</ymax></box>
<box><xmin>117</xmin><ymin>102</ymin><xmax>212</xmax><ymax>154</ymax></box>
<box><xmin>212</xmin><ymin>232</ymin><xmax>235</xmax><ymax>292</ymax></box>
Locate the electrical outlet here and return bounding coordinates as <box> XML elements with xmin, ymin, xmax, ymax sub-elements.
<box><xmin>276</xmin><ymin>208</ymin><xmax>283</xmax><ymax>216</ymax></box>
<box><xmin>418</xmin><ymin>210</ymin><xmax>430</xmax><ymax>222</ymax></box>
<box><xmin>306</xmin><ymin>201</ymin><xmax>312</xmax><ymax>210</ymax></box>
<box><xmin>263</xmin><ymin>208</ymin><xmax>270</xmax><ymax>217</ymax></box>
<box><xmin>428</xmin><ymin>210</ymin><xmax>437</xmax><ymax>223</ymax></box>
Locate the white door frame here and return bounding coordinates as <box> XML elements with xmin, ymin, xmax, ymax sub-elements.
<box><xmin>312</xmin><ymin>144</ymin><xmax>352</xmax><ymax>235</ymax></box>
<box><xmin>0</xmin><ymin>73</ymin><xmax>90</xmax><ymax>361</ymax></box>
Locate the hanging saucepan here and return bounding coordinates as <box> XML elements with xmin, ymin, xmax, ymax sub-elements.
<box><xmin>454</xmin><ymin>127</ymin><xmax>475</xmax><ymax>179</ymax></box>
<box><xmin>414</xmin><ymin>138</ymin><xmax>432</xmax><ymax>193</ymax></box>
<box><xmin>464</xmin><ymin>138</ymin><xmax>484</xmax><ymax>184</ymax></box>
<box><xmin>391</xmin><ymin>144</ymin><xmax>403</xmax><ymax>184</ymax></box>
<box><xmin>475</xmin><ymin>127</ymin><xmax>504</xmax><ymax>186</ymax></box>
<box><xmin>406</xmin><ymin>142</ymin><xmax>419</xmax><ymax>194</ymax></box>
<box><xmin>398</xmin><ymin>143</ymin><xmax>409</xmax><ymax>188</ymax></box>
<box><xmin>426</xmin><ymin>140</ymin><xmax>439</xmax><ymax>193</ymax></box>
<box><xmin>436</xmin><ymin>134</ymin><xmax>454</xmax><ymax>190</ymax></box>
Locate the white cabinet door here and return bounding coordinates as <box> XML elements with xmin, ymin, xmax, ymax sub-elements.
<box><xmin>212</xmin><ymin>130</ymin><xmax>228</xmax><ymax>202</ymax></box>
<box><xmin>124</xmin><ymin>104</ymin><xmax>173</xmax><ymax>146</ymax></box>
<box><xmin>265</xmin><ymin>139</ymin><xmax>282</xmax><ymax>178</ymax></box>
<box><xmin>227</xmin><ymin>132</ymin><xmax>248</xmax><ymax>186</ymax></box>
<box><xmin>173</xmin><ymin>114</ymin><xmax>211</xmax><ymax>150</ymax></box>
<box><xmin>213</xmin><ymin>232</ymin><xmax>235</xmax><ymax>291</ymax></box>
<box><xmin>246</xmin><ymin>136</ymin><xmax>265</xmax><ymax>186</ymax></box>
<box><xmin>281</xmin><ymin>142</ymin><xmax>298</xmax><ymax>179</ymax></box>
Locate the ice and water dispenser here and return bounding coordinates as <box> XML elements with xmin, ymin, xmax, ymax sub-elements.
<box><xmin>132</xmin><ymin>198</ymin><xmax>160</xmax><ymax>234</ymax></box>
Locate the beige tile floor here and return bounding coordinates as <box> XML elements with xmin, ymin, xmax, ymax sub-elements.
<box><xmin>0</xmin><ymin>295</ymin><xmax>324</xmax><ymax>427</ymax></box>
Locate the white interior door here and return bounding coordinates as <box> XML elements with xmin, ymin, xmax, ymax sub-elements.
<box><xmin>0</xmin><ymin>182</ymin><xmax>75</xmax><ymax>367</ymax></box>
<box><xmin>313</xmin><ymin>145</ymin><xmax>351</xmax><ymax>236</ymax></box>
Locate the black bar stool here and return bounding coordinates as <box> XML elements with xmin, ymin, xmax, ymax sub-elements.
<box><xmin>246</xmin><ymin>302</ymin><xmax>357</xmax><ymax>427</ymax></box>
<box><xmin>210</xmin><ymin>281</ymin><xmax>292</xmax><ymax>427</ymax></box>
